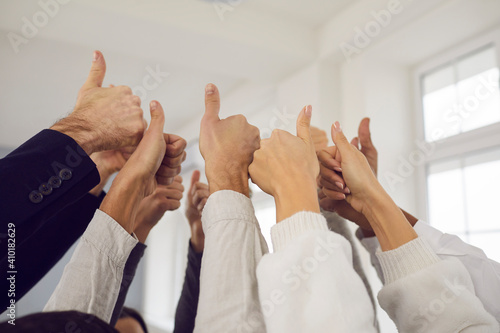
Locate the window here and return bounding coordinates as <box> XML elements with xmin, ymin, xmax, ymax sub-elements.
<box><xmin>422</xmin><ymin>45</ymin><xmax>500</xmax><ymax>142</ymax></box>
<box><xmin>417</xmin><ymin>33</ymin><xmax>500</xmax><ymax>263</ymax></box>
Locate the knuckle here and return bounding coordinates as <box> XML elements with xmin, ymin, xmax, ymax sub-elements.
<box><xmin>119</xmin><ymin>86</ymin><xmax>133</xmax><ymax>95</ymax></box>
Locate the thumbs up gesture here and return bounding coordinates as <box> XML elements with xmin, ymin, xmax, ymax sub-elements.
<box><xmin>248</xmin><ymin>105</ymin><xmax>320</xmax><ymax>222</ymax></box>
<box><xmin>51</xmin><ymin>51</ymin><xmax>145</xmax><ymax>156</ymax></box>
<box><xmin>199</xmin><ymin>84</ymin><xmax>260</xmax><ymax>197</ymax></box>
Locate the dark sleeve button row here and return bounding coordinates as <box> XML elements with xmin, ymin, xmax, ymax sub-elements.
<box><xmin>29</xmin><ymin>168</ymin><xmax>73</xmax><ymax>204</ymax></box>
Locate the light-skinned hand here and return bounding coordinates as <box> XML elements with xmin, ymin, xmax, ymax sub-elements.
<box><xmin>199</xmin><ymin>83</ymin><xmax>260</xmax><ymax>197</ymax></box>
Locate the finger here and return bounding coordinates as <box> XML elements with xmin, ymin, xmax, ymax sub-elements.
<box><xmin>165</xmin><ymin>134</ymin><xmax>187</xmax><ymax>157</ymax></box>
<box><xmin>148</xmin><ymin>101</ymin><xmax>165</xmax><ymax>136</ymax></box>
<box><xmin>162</xmin><ymin>151</ymin><xmax>186</xmax><ymax>168</ymax></box>
<box><xmin>358</xmin><ymin>117</ymin><xmax>374</xmax><ymax>149</ymax></box>
<box><xmin>331</xmin><ymin>121</ymin><xmax>353</xmax><ymax>161</ymax></box>
<box><xmin>319</xmin><ymin>175</ymin><xmax>345</xmax><ymax>193</ymax></box>
<box><xmin>81</xmin><ymin>51</ymin><xmax>107</xmax><ymax>91</ymax></box>
<box><xmin>319</xmin><ymin>165</ymin><xmax>345</xmax><ymax>189</ymax></box>
<box><xmin>173</xmin><ymin>175</ymin><xmax>183</xmax><ymax>183</ymax></box>
<box><xmin>163</xmin><ymin>189</ymin><xmax>184</xmax><ymax>201</ymax></box>
<box><xmin>323</xmin><ymin>187</ymin><xmax>346</xmax><ymax>200</ymax></box>
<box><xmin>167</xmin><ymin>178</ymin><xmax>184</xmax><ymax>192</ymax></box>
<box><xmin>197</xmin><ymin>198</ymin><xmax>208</xmax><ymax>212</ymax></box>
<box><xmin>351</xmin><ymin>137</ymin><xmax>360</xmax><ymax>150</ymax></box>
<box><xmin>317</xmin><ymin>149</ymin><xmax>342</xmax><ymax>172</ymax></box>
<box><xmin>204</xmin><ymin>83</ymin><xmax>220</xmax><ymax>122</ymax></box>
<box><xmin>296</xmin><ymin>105</ymin><xmax>313</xmax><ymax>142</ymax></box>
<box><xmin>156</xmin><ymin>175</ymin><xmax>174</xmax><ymax>186</ymax></box>
<box><xmin>193</xmin><ymin>188</ymin><xmax>210</xmax><ymax>206</ymax></box>
<box><xmin>157</xmin><ymin>165</ymin><xmax>181</xmax><ymax>178</ymax></box>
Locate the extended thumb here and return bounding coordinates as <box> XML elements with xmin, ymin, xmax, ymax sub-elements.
<box><xmin>81</xmin><ymin>51</ymin><xmax>106</xmax><ymax>90</ymax></box>
<box><xmin>148</xmin><ymin>100</ymin><xmax>165</xmax><ymax>132</ymax></box>
<box><xmin>331</xmin><ymin>121</ymin><xmax>351</xmax><ymax>156</ymax></box>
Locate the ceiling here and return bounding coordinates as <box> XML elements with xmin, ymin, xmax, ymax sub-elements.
<box><xmin>0</xmin><ymin>0</ymin><xmax>356</xmax><ymax>148</ymax></box>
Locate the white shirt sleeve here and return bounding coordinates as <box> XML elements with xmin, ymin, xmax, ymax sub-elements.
<box><xmin>194</xmin><ymin>190</ymin><xmax>269</xmax><ymax>333</ymax></box>
<box><xmin>257</xmin><ymin>211</ymin><xmax>377</xmax><ymax>333</ymax></box>
<box><xmin>377</xmin><ymin>237</ymin><xmax>499</xmax><ymax>332</ymax></box>
<box><xmin>44</xmin><ymin>209</ymin><xmax>145</xmax><ymax>324</ymax></box>
<box><xmin>358</xmin><ymin>221</ymin><xmax>500</xmax><ymax>323</ymax></box>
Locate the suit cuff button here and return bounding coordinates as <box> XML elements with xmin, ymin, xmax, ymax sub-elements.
<box><xmin>39</xmin><ymin>183</ymin><xmax>53</xmax><ymax>196</ymax></box>
<box><xmin>48</xmin><ymin>175</ymin><xmax>62</xmax><ymax>188</ymax></box>
<box><xmin>29</xmin><ymin>191</ymin><xmax>43</xmax><ymax>204</ymax></box>
<box><xmin>59</xmin><ymin>168</ymin><xmax>73</xmax><ymax>181</ymax></box>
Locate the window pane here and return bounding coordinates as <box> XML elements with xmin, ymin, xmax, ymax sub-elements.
<box><xmin>427</xmin><ymin>159</ymin><xmax>466</xmax><ymax>233</ymax></box>
<box><xmin>468</xmin><ymin>232</ymin><xmax>500</xmax><ymax>263</ymax></box>
<box><xmin>423</xmin><ymin>85</ymin><xmax>459</xmax><ymax>141</ymax></box>
<box><xmin>463</xmin><ymin>148</ymin><xmax>500</xmax><ymax>232</ymax></box>
<box><xmin>456</xmin><ymin>68</ymin><xmax>500</xmax><ymax>133</ymax></box>
<box><xmin>457</xmin><ymin>46</ymin><xmax>497</xmax><ymax>82</ymax></box>
<box><xmin>422</xmin><ymin>45</ymin><xmax>500</xmax><ymax>142</ymax></box>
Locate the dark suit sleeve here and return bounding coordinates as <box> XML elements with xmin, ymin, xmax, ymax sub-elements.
<box><xmin>0</xmin><ymin>192</ymin><xmax>106</xmax><ymax>309</ymax></box>
<box><xmin>0</xmin><ymin>129</ymin><xmax>99</xmax><ymax>237</ymax></box>
<box><xmin>174</xmin><ymin>241</ymin><xmax>203</xmax><ymax>333</ymax></box>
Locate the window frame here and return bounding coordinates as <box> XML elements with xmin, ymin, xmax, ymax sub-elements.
<box><xmin>413</xmin><ymin>26</ymin><xmax>500</xmax><ymax>222</ymax></box>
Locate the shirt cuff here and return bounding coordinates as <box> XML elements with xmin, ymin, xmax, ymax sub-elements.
<box><xmin>83</xmin><ymin>209</ymin><xmax>141</xmax><ymax>268</ymax></box>
<box><xmin>376</xmin><ymin>237</ymin><xmax>440</xmax><ymax>285</ymax></box>
<box><xmin>202</xmin><ymin>190</ymin><xmax>257</xmax><ymax>233</ymax></box>
<box><xmin>271</xmin><ymin>211</ymin><xmax>328</xmax><ymax>252</ymax></box>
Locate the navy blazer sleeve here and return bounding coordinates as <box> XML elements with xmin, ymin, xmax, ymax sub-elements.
<box><xmin>0</xmin><ymin>192</ymin><xmax>106</xmax><ymax>309</ymax></box>
<box><xmin>0</xmin><ymin>129</ymin><xmax>99</xmax><ymax>240</ymax></box>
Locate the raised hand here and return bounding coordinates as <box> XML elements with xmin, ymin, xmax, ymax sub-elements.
<box><xmin>51</xmin><ymin>51</ymin><xmax>145</xmax><ymax>155</ymax></box>
<box><xmin>185</xmin><ymin>170</ymin><xmax>208</xmax><ymax>253</ymax></box>
<box><xmin>134</xmin><ymin>175</ymin><xmax>185</xmax><ymax>243</ymax></box>
<box><xmin>318</xmin><ymin>118</ymin><xmax>377</xmax><ymax>235</ymax></box>
<box><xmin>199</xmin><ymin>84</ymin><xmax>260</xmax><ymax>197</ymax></box>
<box><xmin>249</xmin><ymin>105</ymin><xmax>320</xmax><ymax>222</ymax></box>
<box><xmin>100</xmin><ymin>100</ymin><xmax>171</xmax><ymax>233</ymax></box>
<box><xmin>329</xmin><ymin>121</ymin><xmax>417</xmax><ymax>250</ymax></box>
<box><xmin>357</xmin><ymin>118</ymin><xmax>378</xmax><ymax>176</ymax></box>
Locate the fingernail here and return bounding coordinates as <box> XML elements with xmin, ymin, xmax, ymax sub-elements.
<box><xmin>205</xmin><ymin>84</ymin><xmax>215</xmax><ymax>95</ymax></box>
<box><xmin>345</xmin><ymin>187</ymin><xmax>351</xmax><ymax>194</ymax></box>
<box><xmin>305</xmin><ymin>105</ymin><xmax>312</xmax><ymax>117</ymax></box>
<box><xmin>93</xmin><ymin>51</ymin><xmax>99</xmax><ymax>62</ymax></box>
<box><xmin>335</xmin><ymin>182</ymin><xmax>344</xmax><ymax>190</ymax></box>
<box><xmin>150</xmin><ymin>101</ymin><xmax>157</xmax><ymax>111</ymax></box>
<box><xmin>334</xmin><ymin>121</ymin><xmax>342</xmax><ymax>133</ymax></box>
<box><xmin>341</xmin><ymin>194</ymin><xmax>346</xmax><ymax>200</ymax></box>
<box><xmin>334</xmin><ymin>167</ymin><xmax>342</xmax><ymax>172</ymax></box>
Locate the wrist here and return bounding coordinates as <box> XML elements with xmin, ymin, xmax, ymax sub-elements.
<box><xmin>51</xmin><ymin>115</ymin><xmax>97</xmax><ymax>155</ymax></box>
<box><xmin>206</xmin><ymin>165</ymin><xmax>249</xmax><ymax>197</ymax></box>
<box><xmin>100</xmin><ymin>173</ymin><xmax>145</xmax><ymax>233</ymax></box>
<box><xmin>190</xmin><ymin>221</ymin><xmax>205</xmax><ymax>253</ymax></box>
<box><xmin>274</xmin><ymin>175</ymin><xmax>320</xmax><ymax>222</ymax></box>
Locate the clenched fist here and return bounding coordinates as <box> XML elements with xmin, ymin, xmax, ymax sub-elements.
<box><xmin>51</xmin><ymin>51</ymin><xmax>145</xmax><ymax>155</ymax></box>
<box><xmin>199</xmin><ymin>84</ymin><xmax>260</xmax><ymax>197</ymax></box>
<box><xmin>249</xmin><ymin>105</ymin><xmax>320</xmax><ymax>222</ymax></box>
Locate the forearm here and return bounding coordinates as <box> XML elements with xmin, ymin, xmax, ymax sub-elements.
<box><xmin>100</xmin><ymin>170</ymin><xmax>145</xmax><ymax>233</ymax></box>
<box><xmin>44</xmin><ymin>210</ymin><xmax>145</xmax><ymax>325</ymax></box>
<box><xmin>50</xmin><ymin>116</ymin><xmax>97</xmax><ymax>156</ymax></box>
<box><xmin>206</xmin><ymin>166</ymin><xmax>249</xmax><ymax>197</ymax></box>
<box><xmin>377</xmin><ymin>238</ymin><xmax>498</xmax><ymax>332</ymax></box>
<box><xmin>363</xmin><ymin>189</ymin><xmax>418</xmax><ymax>251</ymax></box>
<box><xmin>194</xmin><ymin>190</ymin><xmax>268</xmax><ymax>332</ymax></box>
<box><xmin>274</xmin><ymin>177</ymin><xmax>320</xmax><ymax>222</ymax></box>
